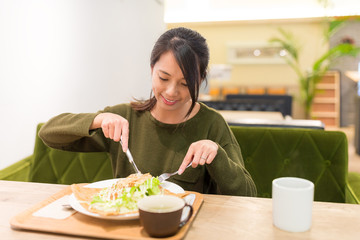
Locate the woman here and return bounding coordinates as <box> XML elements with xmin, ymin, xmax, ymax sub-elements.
<box><xmin>39</xmin><ymin>27</ymin><xmax>257</xmax><ymax>196</ymax></box>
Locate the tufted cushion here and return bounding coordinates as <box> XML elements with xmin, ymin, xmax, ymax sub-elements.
<box><xmin>0</xmin><ymin>156</ymin><xmax>31</xmax><ymax>181</ymax></box>
<box><xmin>28</xmin><ymin>124</ymin><xmax>113</xmax><ymax>184</ymax></box>
<box><xmin>25</xmin><ymin>123</ymin><xmax>351</xmax><ymax>203</ymax></box>
<box><xmin>231</xmin><ymin>126</ymin><xmax>348</xmax><ymax>203</ymax></box>
<box><xmin>347</xmin><ymin>172</ymin><xmax>360</xmax><ymax>203</ymax></box>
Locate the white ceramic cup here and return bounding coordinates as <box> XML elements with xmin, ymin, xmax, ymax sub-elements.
<box><xmin>272</xmin><ymin>177</ymin><xmax>314</xmax><ymax>232</ymax></box>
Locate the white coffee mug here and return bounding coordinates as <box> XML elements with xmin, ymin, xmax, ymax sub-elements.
<box><xmin>272</xmin><ymin>177</ymin><xmax>314</xmax><ymax>232</ymax></box>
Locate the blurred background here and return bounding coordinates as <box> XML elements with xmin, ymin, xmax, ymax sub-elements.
<box><xmin>1</xmin><ymin>0</ymin><xmax>360</xmax><ymax>169</ymax></box>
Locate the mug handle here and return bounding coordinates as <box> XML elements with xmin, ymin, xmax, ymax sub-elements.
<box><xmin>179</xmin><ymin>203</ymin><xmax>193</xmax><ymax>228</ymax></box>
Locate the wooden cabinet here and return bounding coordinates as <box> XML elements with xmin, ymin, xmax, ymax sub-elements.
<box><xmin>311</xmin><ymin>71</ymin><xmax>340</xmax><ymax>127</ymax></box>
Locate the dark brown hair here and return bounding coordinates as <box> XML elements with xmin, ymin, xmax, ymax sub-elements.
<box><xmin>131</xmin><ymin>27</ymin><xmax>209</xmax><ymax>117</ymax></box>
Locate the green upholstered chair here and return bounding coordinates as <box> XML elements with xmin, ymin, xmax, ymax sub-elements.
<box><xmin>29</xmin><ymin>124</ymin><xmax>112</xmax><ymax>184</ymax></box>
<box><xmin>1</xmin><ymin>123</ymin><xmax>359</xmax><ymax>204</ymax></box>
<box><xmin>0</xmin><ymin>124</ymin><xmax>113</xmax><ymax>184</ymax></box>
<box><xmin>230</xmin><ymin>126</ymin><xmax>358</xmax><ymax>204</ymax></box>
<box><xmin>0</xmin><ymin>156</ymin><xmax>32</xmax><ymax>182</ymax></box>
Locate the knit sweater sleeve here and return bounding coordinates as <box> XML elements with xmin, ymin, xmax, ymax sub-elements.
<box><xmin>203</xmin><ymin>111</ymin><xmax>257</xmax><ymax>197</ymax></box>
<box><xmin>207</xmin><ymin>141</ymin><xmax>257</xmax><ymax>197</ymax></box>
<box><xmin>38</xmin><ymin>112</ymin><xmax>110</xmax><ymax>152</ymax></box>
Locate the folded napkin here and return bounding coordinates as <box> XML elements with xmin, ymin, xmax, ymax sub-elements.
<box><xmin>32</xmin><ymin>195</ymin><xmax>75</xmax><ymax>220</ymax></box>
<box><xmin>181</xmin><ymin>194</ymin><xmax>196</xmax><ymax>222</ymax></box>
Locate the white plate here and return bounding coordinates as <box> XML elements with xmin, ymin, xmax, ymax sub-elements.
<box><xmin>69</xmin><ymin>178</ymin><xmax>184</xmax><ymax>220</ymax></box>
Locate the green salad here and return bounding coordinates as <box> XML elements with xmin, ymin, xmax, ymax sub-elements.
<box><xmin>89</xmin><ymin>175</ymin><xmax>161</xmax><ymax>214</ymax></box>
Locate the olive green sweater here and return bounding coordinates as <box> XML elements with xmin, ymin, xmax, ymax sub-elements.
<box><xmin>39</xmin><ymin>103</ymin><xmax>257</xmax><ymax>196</ymax></box>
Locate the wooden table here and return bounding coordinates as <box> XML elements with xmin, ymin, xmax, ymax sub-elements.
<box><xmin>218</xmin><ymin>110</ymin><xmax>284</xmax><ymax>122</ymax></box>
<box><xmin>345</xmin><ymin>71</ymin><xmax>359</xmax><ymax>82</ymax></box>
<box><xmin>1</xmin><ymin>180</ymin><xmax>360</xmax><ymax>240</ymax></box>
<box><xmin>218</xmin><ymin>110</ymin><xmax>324</xmax><ymax>129</ymax></box>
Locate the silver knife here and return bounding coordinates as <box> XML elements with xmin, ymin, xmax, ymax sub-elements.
<box><xmin>121</xmin><ymin>140</ymin><xmax>141</xmax><ymax>174</ymax></box>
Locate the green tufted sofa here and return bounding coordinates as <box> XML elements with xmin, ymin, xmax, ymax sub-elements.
<box><xmin>1</xmin><ymin>123</ymin><xmax>359</xmax><ymax>204</ymax></box>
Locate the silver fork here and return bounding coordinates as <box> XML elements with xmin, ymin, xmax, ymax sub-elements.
<box><xmin>158</xmin><ymin>162</ymin><xmax>192</xmax><ymax>182</ymax></box>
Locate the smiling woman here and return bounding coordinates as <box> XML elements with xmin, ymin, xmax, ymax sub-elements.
<box><xmin>151</xmin><ymin>51</ymin><xmax>192</xmax><ymax>121</ymax></box>
<box><xmin>151</xmin><ymin>51</ymin><xmax>198</xmax><ymax>122</ymax></box>
<box><xmin>132</xmin><ymin>27</ymin><xmax>209</xmax><ymax>121</ymax></box>
<box><xmin>39</xmin><ymin>27</ymin><xmax>257</xmax><ymax>197</ymax></box>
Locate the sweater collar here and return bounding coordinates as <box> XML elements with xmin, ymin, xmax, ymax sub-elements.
<box><xmin>147</xmin><ymin>103</ymin><xmax>206</xmax><ymax>128</ymax></box>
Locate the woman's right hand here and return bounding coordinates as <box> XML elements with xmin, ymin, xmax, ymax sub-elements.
<box><xmin>90</xmin><ymin>113</ymin><xmax>129</xmax><ymax>152</ymax></box>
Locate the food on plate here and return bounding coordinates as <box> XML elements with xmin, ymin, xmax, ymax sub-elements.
<box><xmin>71</xmin><ymin>173</ymin><xmax>170</xmax><ymax>216</ymax></box>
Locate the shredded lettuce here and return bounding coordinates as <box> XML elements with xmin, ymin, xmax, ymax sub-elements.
<box><xmin>90</xmin><ymin>177</ymin><xmax>162</xmax><ymax>214</ymax></box>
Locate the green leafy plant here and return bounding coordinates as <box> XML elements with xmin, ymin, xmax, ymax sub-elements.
<box><xmin>269</xmin><ymin>19</ymin><xmax>360</xmax><ymax>119</ymax></box>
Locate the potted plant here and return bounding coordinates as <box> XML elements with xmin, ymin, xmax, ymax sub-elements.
<box><xmin>269</xmin><ymin>19</ymin><xmax>360</xmax><ymax>119</ymax></box>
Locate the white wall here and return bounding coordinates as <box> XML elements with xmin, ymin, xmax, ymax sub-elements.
<box><xmin>0</xmin><ymin>0</ymin><xmax>165</xmax><ymax>169</ymax></box>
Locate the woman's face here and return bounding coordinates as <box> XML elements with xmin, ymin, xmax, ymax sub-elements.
<box><xmin>151</xmin><ymin>51</ymin><xmax>192</xmax><ymax>114</ymax></box>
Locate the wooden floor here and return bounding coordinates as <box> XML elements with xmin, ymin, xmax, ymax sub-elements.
<box><xmin>328</xmin><ymin>126</ymin><xmax>360</xmax><ymax>174</ymax></box>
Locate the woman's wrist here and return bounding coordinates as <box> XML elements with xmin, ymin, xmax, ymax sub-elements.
<box><xmin>90</xmin><ymin>113</ymin><xmax>103</xmax><ymax>130</ymax></box>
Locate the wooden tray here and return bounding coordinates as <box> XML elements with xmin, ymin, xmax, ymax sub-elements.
<box><xmin>10</xmin><ymin>185</ymin><xmax>203</xmax><ymax>240</ymax></box>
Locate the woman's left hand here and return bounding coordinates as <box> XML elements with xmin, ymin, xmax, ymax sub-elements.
<box><xmin>178</xmin><ymin>140</ymin><xmax>218</xmax><ymax>175</ymax></box>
